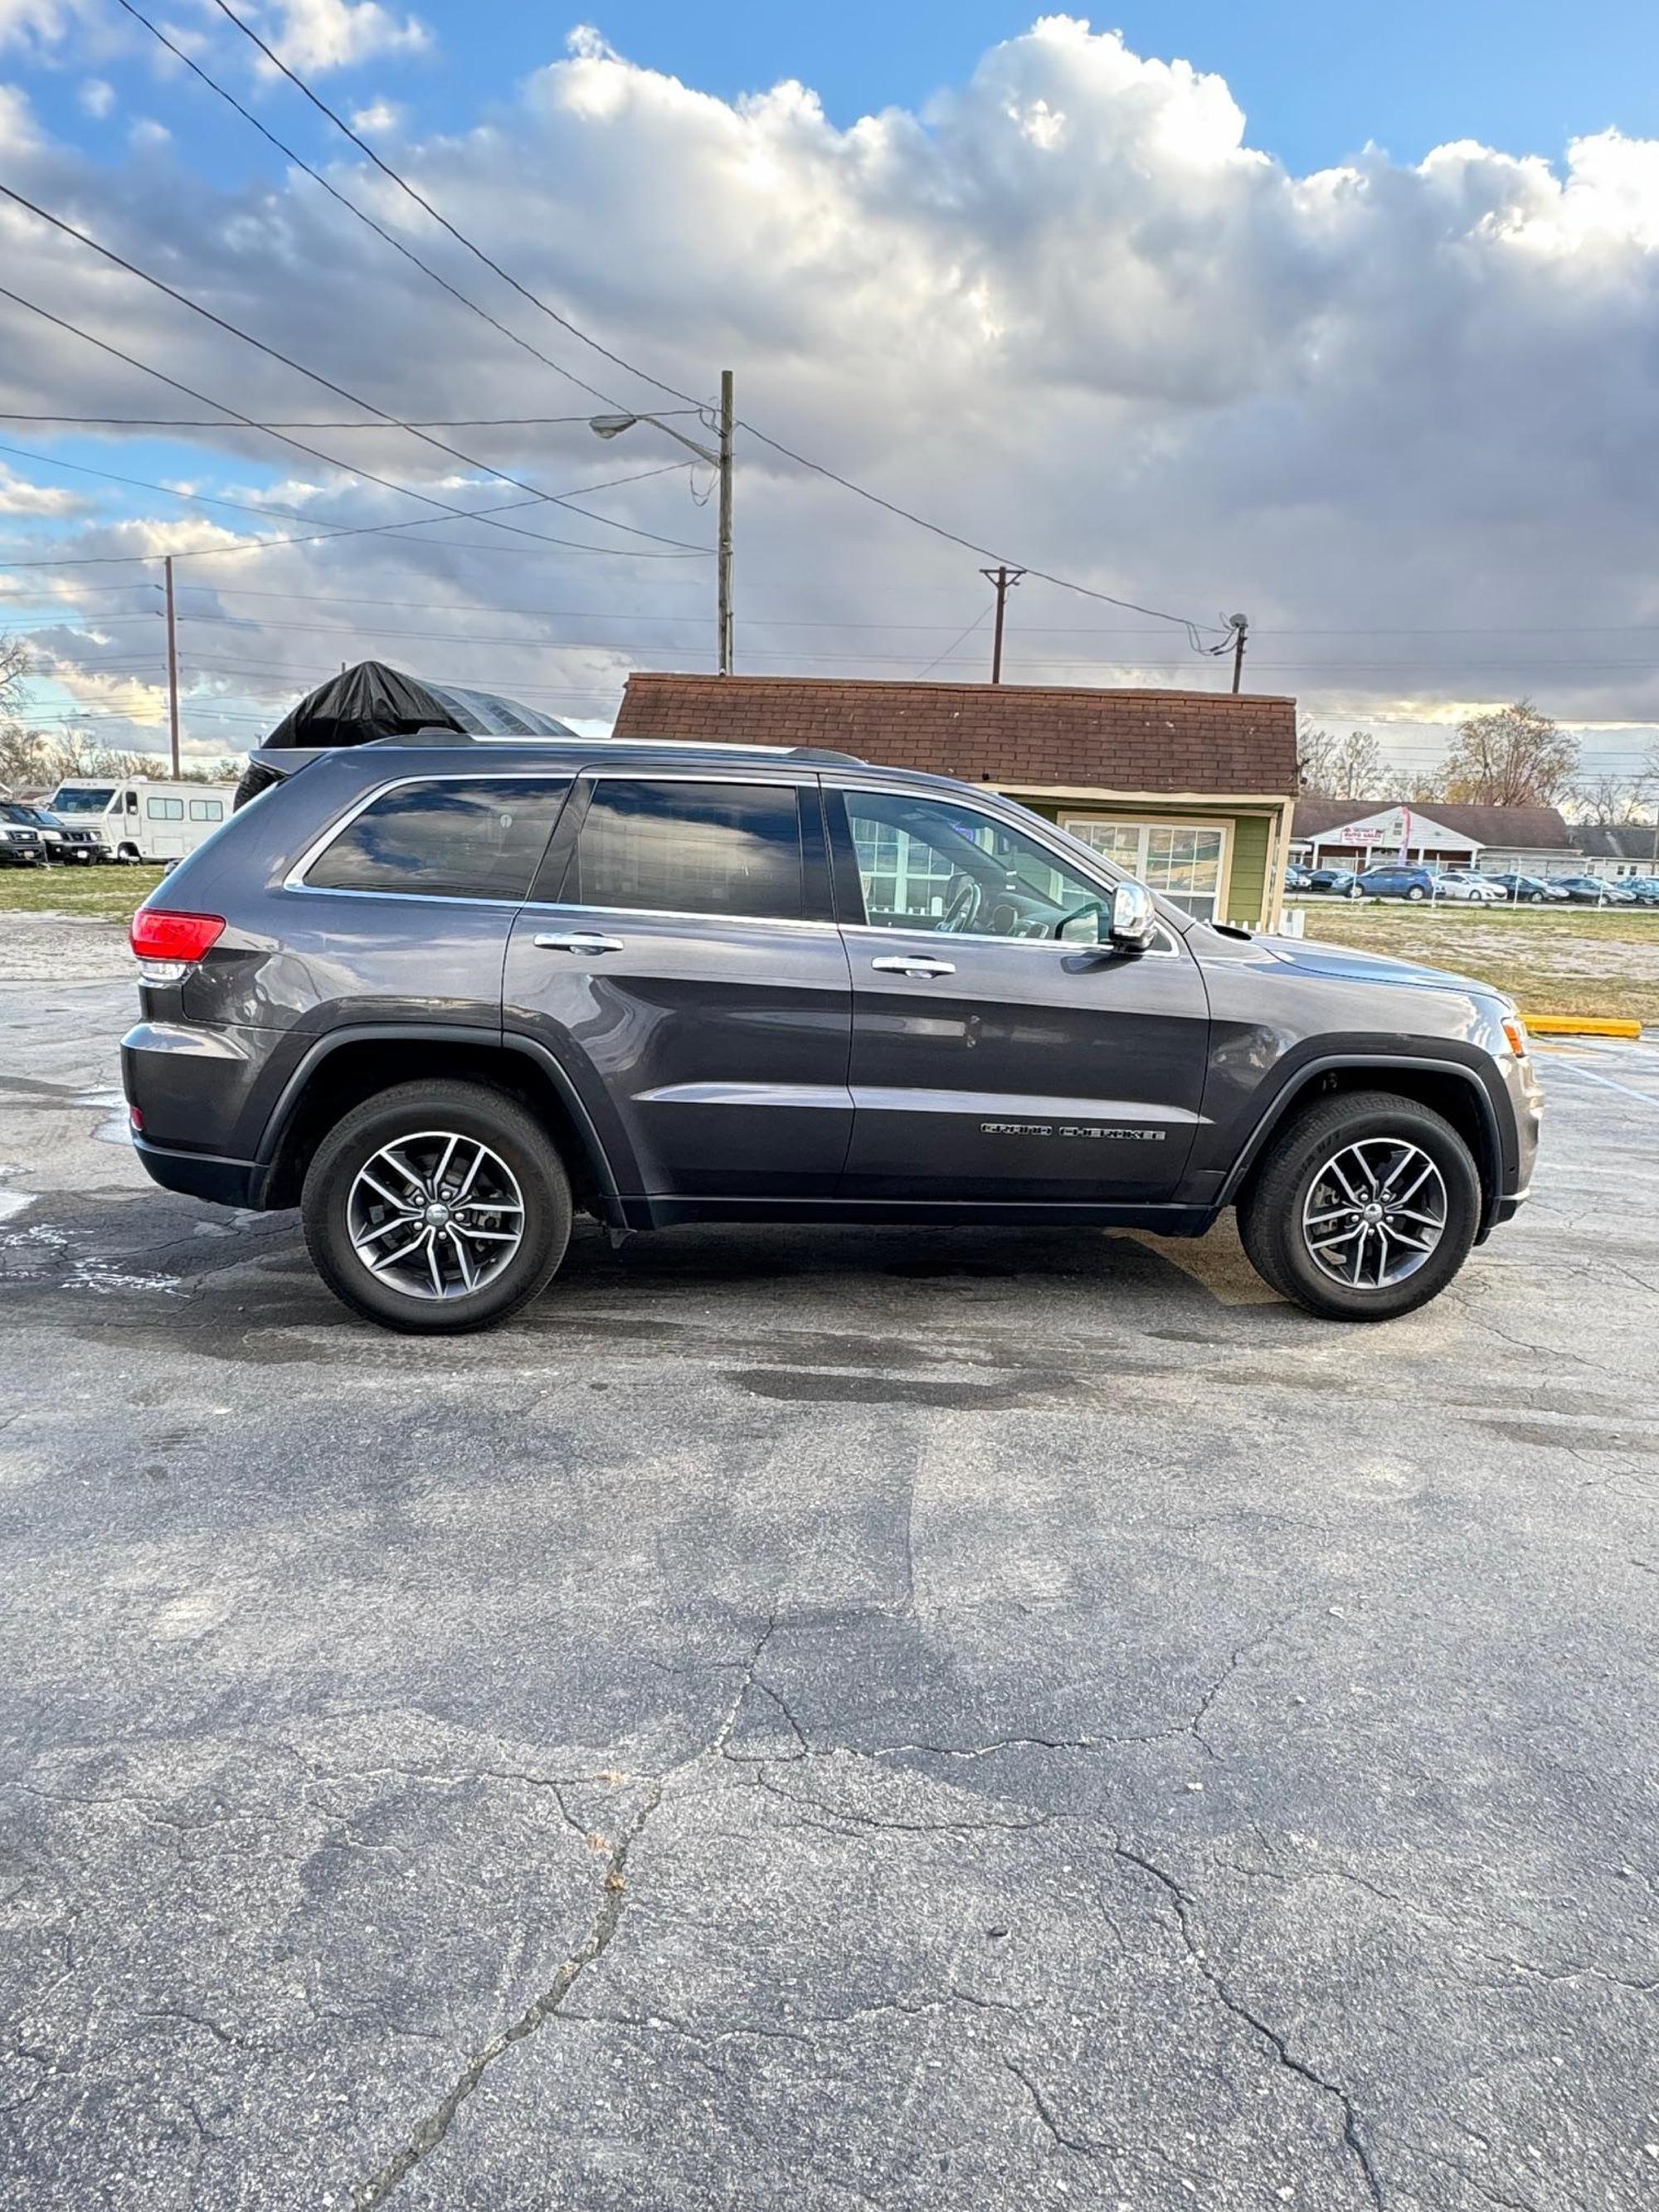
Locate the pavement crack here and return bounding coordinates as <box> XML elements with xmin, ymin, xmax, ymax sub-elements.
<box><xmin>348</xmin><ymin>1612</ymin><xmax>779</xmax><ymax>2209</ymax></box>
<box><xmin>1110</xmin><ymin>1839</ymin><xmax>1385</xmax><ymax>2210</ymax></box>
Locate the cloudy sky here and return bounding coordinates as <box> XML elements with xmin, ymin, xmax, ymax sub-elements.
<box><xmin>2</xmin><ymin>1</ymin><xmax>1659</xmax><ymax>785</ymax></box>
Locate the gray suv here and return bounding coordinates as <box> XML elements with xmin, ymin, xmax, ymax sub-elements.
<box><xmin>122</xmin><ymin>734</ymin><xmax>1540</xmax><ymax>1332</ymax></box>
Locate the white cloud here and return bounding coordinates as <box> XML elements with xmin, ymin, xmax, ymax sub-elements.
<box><xmin>4</xmin><ymin>18</ymin><xmax>1659</xmax><ymax>777</ymax></box>
<box><xmin>254</xmin><ymin>0</ymin><xmax>430</xmax><ymax>75</ymax></box>
<box><xmin>0</xmin><ymin>469</ymin><xmax>93</xmax><ymax>518</ymax></box>
<box><xmin>79</xmin><ymin>77</ymin><xmax>115</xmax><ymax>119</ymax></box>
<box><xmin>348</xmin><ymin>98</ymin><xmax>402</xmax><ymax>134</ymax></box>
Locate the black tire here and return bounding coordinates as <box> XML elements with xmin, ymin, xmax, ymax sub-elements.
<box><xmin>1237</xmin><ymin>1089</ymin><xmax>1481</xmax><ymax>1322</ymax></box>
<box><xmin>301</xmin><ymin>1079</ymin><xmax>572</xmax><ymax>1334</ymax></box>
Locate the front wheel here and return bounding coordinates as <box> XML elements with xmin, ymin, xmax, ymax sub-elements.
<box><xmin>301</xmin><ymin>1080</ymin><xmax>572</xmax><ymax>1333</ymax></box>
<box><xmin>1238</xmin><ymin>1091</ymin><xmax>1481</xmax><ymax>1321</ymax></box>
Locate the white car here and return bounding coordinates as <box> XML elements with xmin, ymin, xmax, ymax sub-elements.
<box><xmin>1432</xmin><ymin>870</ymin><xmax>1508</xmax><ymax>904</ymax></box>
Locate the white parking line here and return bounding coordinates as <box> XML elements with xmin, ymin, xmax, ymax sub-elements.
<box><xmin>1544</xmin><ymin>1060</ymin><xmax>1659</xmax><ymax>1106</ymax></box>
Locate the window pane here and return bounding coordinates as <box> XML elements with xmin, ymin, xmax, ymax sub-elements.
<box><xmin>1064</xmin><ymin>819</ymin><xmax>1143</xmax><ymax>872</ymax></box>
<box><xmin>189</xmin><ymin>799</ymin><xmax>223</xmax><ymax>822</ymax></box>
<box><xmin>1144</xmin><ymin>826</ymin><xmax>1224</xmax><ymax>921</ymax></box>
<box><xmin>307</xmin><ymin>778</ymin><xmax>570</xmax><ymax>901</ymax></box>
<box><xmin>146</xmin><ymin>796</ymin><xmax>184</xmax><ymax>820</ymax></box>
<box><xmin>571</xmin><ymin>780</ymin><xmax>804</xmax><ymax>921</ymax></box>
<box><xmin>844</xmin><ymin>792</ymin><xmax>1105</xmax><ymax>938</ymax></box>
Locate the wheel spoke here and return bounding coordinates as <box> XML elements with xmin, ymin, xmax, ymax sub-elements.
<box><xmin>358</xmin><ymin>1169</ymin><xmax>415</xmax><ymax>1213</ymax></box>
<box><xmin>1302</xmin><ymin>1137</ymin><xmax>1448</xmax><ymax>1291</ymax></box>
<box><xmin>451</xmin><ymin>1222</ymin><xmax>518</xmax><ymax>1244</ymax></box>
<box><xmin>382</xmin><ymin>1145</ymin><xmax>428</xmax><ymax>1198</ymax></box>
<box><xmin>368</xmin><ymin>1224</ymin><xmax>429</xmax><ymax>1275</ymax></box>
<box><xmin>431</xmin><ymin>1133</ymin><xmax>460</xmax><ymax>1194</ymax></box>
<box><xmin>450</xmin><ymin>1141</ymin><xmax>487</xmax><ymax>1205</ymax></box>
<box><xmin>1394</xmin><ymin>1159</ymin><xmax>1436</xmax><ymax>1208</ymax></box>
<box><xmin>1326</xmin><ymin>1156</ymin><xmax>1365</xmax><ymax>1207</ymax></box>
<box><xmin>353</xmin><ymin>1213</ymin><xmax>416</xmax><ymax>1252</ymax></box>
<box><xmin>447</xmin><ymin>1228</ymin><xmax>476</xmax><ymax>1291</ymax></box>
<box><xmin>426</xmin><ymin>1234</ymin><xmax>445</xmax><ymax>1298</ymax></box>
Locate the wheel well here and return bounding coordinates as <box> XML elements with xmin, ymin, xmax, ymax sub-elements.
<box><xmin>1235</xmin><ymin>1066</ymin><xmax>1499</xmax><ymax>1214</ymax></box>
<box><xmin>260</xmin><ymin>1038</ymin><xmax>611</xmax><ymax>1214</ymax></box>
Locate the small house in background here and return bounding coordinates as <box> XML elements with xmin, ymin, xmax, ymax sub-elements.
<box><xmin>1290</xmin><ymin>799</ymin><xmax>1578</xmax><ymax>877</ymax></box>
<box><xmin>1570</xmin><ymin>823</ymin><xmax>1659</xmax><ymax>881</ymax></box>
<box><xmin>612</xmin><ymin>674</ymin><xmax>1299</xmax><ymax>929</ymax></box>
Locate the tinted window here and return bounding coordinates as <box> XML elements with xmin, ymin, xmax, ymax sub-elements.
<box><xmin>568</xmin><ymin>780</ymin><xmax>805</xmax><ymax>921</ymax></box>
<box><xmin>842</xmin><ymin>790</ymin><xmax>1105</xmax><ymax>938</ymax></box>
<box><xmin>307</xmin><ymin>778</ymin><xmax>570</xmax><ymax>901</ymax></box>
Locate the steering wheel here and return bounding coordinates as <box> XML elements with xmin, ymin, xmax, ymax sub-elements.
<box><xmin>939</xmin><ymin>873</ymin><xmax>985</xmax><ymax>934</ymax></box>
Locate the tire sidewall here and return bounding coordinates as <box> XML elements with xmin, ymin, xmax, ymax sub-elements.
<box><xmin>303</xmin><ymin>1086</ymin><xmax>570</xmax><ymax>1333</ymax></box>
<box><xmin>1271</xmin><ymin>1106</ymin><xmax>1480</xmax><ymax>1321</ymax></box>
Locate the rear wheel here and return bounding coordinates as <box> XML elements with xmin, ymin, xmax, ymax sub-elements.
<box><xmin>1238</xmin><ymin>1091</ymin><xmax>1481</xmax><ymax>1321</ymax></box>
<box><xmin>302</xmin><ymin>1079</ymin><xmax>572</xmax><ymax>1333</ymax></box>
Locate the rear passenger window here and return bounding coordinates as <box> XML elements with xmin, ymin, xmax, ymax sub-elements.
<box><xmin>306</xmin><ymin>778</ymin><xmax>570</xmax><ymax>902</ymax></box>
<box><xmin>568</xmin><ymin>780</ymin><xmax>805</xmax><ymax>921</ymax></box>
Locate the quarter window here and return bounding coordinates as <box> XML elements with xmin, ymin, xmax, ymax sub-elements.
<box><xmin>305</xmin><ymin>778</ymin><xmax>570</xmax><ymax>901</ymax></box>
<box><xmin>568</xmin><ymin>780</ymin><xmax>805</xmax><ymax>921</ymax></box>
<box><xmin>842</xmin><ymin>790</ymin><xmax>1106</xmax><ymax>939</ymax></box>
<box><xmin>1063</xmin><ymin>818</ymin><xmax>1228</xmax><ymax>923</ymax></box>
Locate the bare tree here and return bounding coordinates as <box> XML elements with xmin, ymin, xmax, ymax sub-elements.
<box><xmin>1297</xmin><ymin>719</ymin><xmax>1388</xmax><ymax>800</ymax></box>
<box><xmin>1438</xmin><ymin>699</ymin><xmax>1579</xmax><ymax>807</ymax></box>
<box><xmin>1573</xmin><ymin>771</ymin><xmax>1646</xmax><ymax>826</ymax></box>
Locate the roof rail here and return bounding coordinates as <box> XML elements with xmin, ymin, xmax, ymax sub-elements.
<box><xmin>358</xmin><ymin>728</ymin><xmax>868</xmax><ymax>766</ymax></box>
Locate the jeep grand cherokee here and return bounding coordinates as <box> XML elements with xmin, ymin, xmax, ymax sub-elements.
<box><xmin>122</xmin><ymin>734</ymin><xmax>1540</xmax><ymax>1333</ymax></box>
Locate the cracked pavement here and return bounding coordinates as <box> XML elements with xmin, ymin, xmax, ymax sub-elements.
<box><xmin>1</xmin><ymin>978</ymin><xmax>1657</xmax><ymax>2209</ymax></box>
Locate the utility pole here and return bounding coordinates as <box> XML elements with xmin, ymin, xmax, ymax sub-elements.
<box><xmin>717</xmin><ymin>368</ymin><xmax>734</xmax><ymax>678</ymax></box>
<box><xmin>1229</xmin><ymin>611</ymin><xmax>1248</xmax><ymax>694</ymax></box>
<box><xmin>979</xmin><ymin>564</ymin><xmax>1024</xmax><ymax>683</ymax></box>
<box><xmin>163</xmin><ymin>554</ymin><xmax>182</xmax><ymax>777</ymax></box>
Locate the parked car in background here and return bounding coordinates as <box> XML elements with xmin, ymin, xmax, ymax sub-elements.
<box><xmin>122</xmin><ymin>731</ymin><xmax>1540</xmax><ymax>1331</ymax></box>
<box><xmin>1618</xmin><ymin>875</ymin><xmax>1659</xmax><ymax>905</ymax></box>
<box><xmin>1481</xmin><ymin>873</ymin><xmax>1569</xmax><ymax>904</ymax></box>
<box><xmin>1305</xmin><ymin>867</ymin><xmax>1360</xmax><ymax>895</ymax></box>
<box><xmin>1431</xmin><ymin>869</ymin><xmax>1507</xmax><ymax>904</ymax></box>
<box><xmin>1355</xmin><ymin>864</ymin><xmax>1438</xmax><ymax>902</ymax></box>
<box><xmin>1552</xmin><ymin>874</ymin><xmax>1636</xmax><ymax>905</ymax></box>
<box><xmin>1283</xmin><ymin>863</ymin><xmax>1314</xmax><ymax>892</ymax></box>
<box><xmin>0</xmin><ymin>800</ymin><xmax>104</xmax><ymax>863</ymax></box>
<box><xmin>0</xmin><ymin>809</ymin><xmax>43</xmax><ymax>867</ymax></box>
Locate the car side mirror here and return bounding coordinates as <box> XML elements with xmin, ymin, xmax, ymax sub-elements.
<box><xmin>1107</xmin><ymin>878</ymin><xmax>1158</xmax><ymax>954</ymax></box>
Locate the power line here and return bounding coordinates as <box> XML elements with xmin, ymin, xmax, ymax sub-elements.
<box><xmin>0</xmin><ymin>411</ymin><xmax>698</xmax><ymax>430</ymax></box>
<box><xmin>0</xmin><ymin>182</ymin><xmax>708</xmax><ymax>557</ymax></box>
<box><xmin>202</xmin><ymin>0</ymin><xmax>1224</xmax><ymax>647</ymax></box>
<box><xmin>114</xmin><ymin>0</ymin><xmax>688</xmax><ymax>425</ymax></box>
<box><xmin>0</xmin><ymin>435</ymin><xmax>692</xmax><ymax>552</ymax></box>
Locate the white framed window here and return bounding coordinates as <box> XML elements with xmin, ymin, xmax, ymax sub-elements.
<box><xmin>1061</xmin><ymin>815</ymin><xmax>1231</xmax><ymax>923</ymax></box>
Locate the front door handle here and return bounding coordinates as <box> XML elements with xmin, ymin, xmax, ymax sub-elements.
<box><xmin>534</xmin><ymin>931</ymin><xmax>626</xmax><ymax>954</ymax></box>
<box><xmin>871</xmin><ymin>955</ymin><xmax>956</xmax><ymax>978</ymax></box>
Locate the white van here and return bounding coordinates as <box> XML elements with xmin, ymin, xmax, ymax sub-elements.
<box><xmin>46</xmin><ymin>777</ymin><xmax>239</xmax><ymax>863</ymax></box>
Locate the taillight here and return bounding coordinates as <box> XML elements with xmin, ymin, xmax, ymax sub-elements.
<box><xmin>130</xmin><ymin>909</ymin><xmax>226</xmax><ymax>974</ymax></box>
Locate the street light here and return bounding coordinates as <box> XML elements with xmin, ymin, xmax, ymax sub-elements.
<box><xmin>591</xmin><ymin>369</ymin><xmax>734</xmax><ymax>676</ymax></box>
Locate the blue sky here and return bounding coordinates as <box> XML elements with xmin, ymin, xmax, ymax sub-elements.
<box><xmin>5</xmin><ymin>4</ymin><xmax>1659</xmax><ymax>771</ymax></box>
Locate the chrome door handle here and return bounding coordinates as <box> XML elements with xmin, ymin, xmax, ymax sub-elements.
<box><xmin>533</xmin><ymin>931</ymin><xmax>625</xmax><ymax>954</ymax></box>
<box><xmin>871</xmin><ymin>955</ymin><xmax>956</xmax><ymax>978</ymax></box>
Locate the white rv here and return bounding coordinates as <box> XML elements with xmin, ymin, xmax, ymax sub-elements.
<box><xmin>46</xmin><ymin>776</ymin><xmax>239</xmax><ymax>863</ymax></box>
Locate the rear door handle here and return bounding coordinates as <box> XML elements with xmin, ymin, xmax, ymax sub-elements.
<box><xmin>871</xmin><ymin>955</ymin><xmax>956</xmax><ymax>978</ymax></box>
<box><xmin>533</xmin><ymin>931</ymin><xmax>626</xmax><ymax>954</ymax></box>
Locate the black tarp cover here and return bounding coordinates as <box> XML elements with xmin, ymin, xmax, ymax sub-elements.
<box><xmin>262</xmin><ymin>660</ymin><xmax>573</xmax><ymax>747</ymax></box>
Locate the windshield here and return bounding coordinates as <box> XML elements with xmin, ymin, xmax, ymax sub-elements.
<box><xmin>0</xmin><ymin>803</ymin><xmax>41</xmax><ymax>825</ymax></box>
<box><xmin>49</xmin><ymin>785</ymin><xmax>116</xmax><ymax>814</ymax></box>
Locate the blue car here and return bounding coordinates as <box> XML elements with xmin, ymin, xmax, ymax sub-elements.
<box><xmin>1355</xmin><ymin>864</ymin><xmax>1438</xmax><ymax>902</ymax></box>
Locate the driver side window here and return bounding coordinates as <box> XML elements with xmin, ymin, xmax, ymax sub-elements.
<box><xmin>839</xmin><ymin>790</ymin><xmax>1107</xmax><ymax>940</ymax></box>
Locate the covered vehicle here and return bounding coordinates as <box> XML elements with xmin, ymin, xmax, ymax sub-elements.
<box><xmin>234</xmin><ymin>661</ymin><xmax>575</xmax><ymax>809</ymax></box>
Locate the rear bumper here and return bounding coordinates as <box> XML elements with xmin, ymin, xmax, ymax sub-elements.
<box><xmin>132</xmin><ymin>1135</ymin><xmax>263</xmax><ymax>1209</ymax></box>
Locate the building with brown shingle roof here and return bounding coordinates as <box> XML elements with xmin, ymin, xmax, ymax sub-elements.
<box><xmin>613</xmin><ymin>673</ymin><xmax>1300</xmax><ymax>927</ymax></box>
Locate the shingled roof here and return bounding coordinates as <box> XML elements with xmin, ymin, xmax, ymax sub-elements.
<box><xmin>612</xmin><ymin>674</ymin><xmax>1298</xmax><ymax>797</ymax></box>
<box><xmin>1292</xmin><ymin>798</ymin><xmax>1575</xmax><ymax>851</ymax></box>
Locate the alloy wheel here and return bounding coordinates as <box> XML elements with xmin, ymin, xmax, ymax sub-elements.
<box><xmin>1301</xmin><ymin>1137</ymin><xmax>1448</xmax><ymax>1291</ymax></box>
<box><xmin>346</xmin><ymin>1130</ymin><xmax>525</xmax><ymax>1300</ymax></box>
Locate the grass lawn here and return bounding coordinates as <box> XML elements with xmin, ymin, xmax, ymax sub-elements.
<box><xmin>1292</xmin><ymin>898</ymin><xmax>1659</xmax><ymax>1025</ymax></box>
<box><xmin>0</xmin><ymin>862</ymin><xmax>168</xmax><ymax>924</ymax></box>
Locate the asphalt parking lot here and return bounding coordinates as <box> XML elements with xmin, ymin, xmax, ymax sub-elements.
<box><xmin>2</xmin><ymin>975</ymin><xmax>1657</xmax><ymax>2210</ymax></box>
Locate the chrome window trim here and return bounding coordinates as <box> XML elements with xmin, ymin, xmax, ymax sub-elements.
<box><xmin>518</xmin><ymin>897</ymin><xmax>839</xmax><ymax>936</ymax></box>
<box><xmin>283</xmin><ymin>771</ymin><xmax>577</xmax><ymax>897</ymax></box>
<box><xmin>834</xmin><ymin>780</ymin><xmax>1185</xmax><ymax>957</ymax></box>
<box><xmin>841</xmin><ymin>920</ymin><xmax>1182</xmax><ymax>960</ymax></box>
